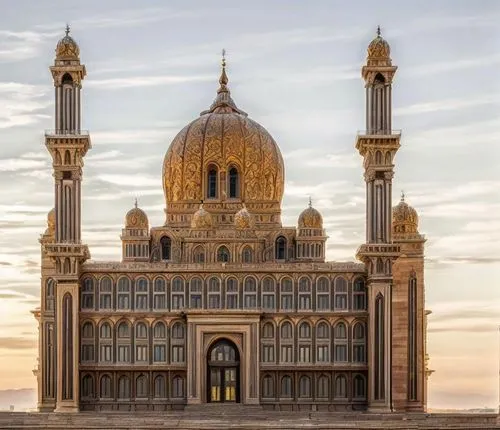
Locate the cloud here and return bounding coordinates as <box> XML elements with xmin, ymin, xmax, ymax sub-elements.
<box><xmin>0</xmin><ymin>29</ymin><xmax>58</xmax><ymax>62</ymax></box>
<box><xmin>428</xmin><ymin>325</ymin><xmax>497</xmax><ymax>334</ymax></box>
<box><xmin>92</xmin><ymin>127</ymin><xmax>179</xmax><ymax>145</ymax></box>
<box><xmin>394</xmin><ymin>94</ymin><xmax>500</xmax><ymax>116</ymax></box>
<box><xmin>0</xmin><ymin>82</ymin><xmax>51</xmax><ymax>128</ymax></box>
<box><xmin>407</xmin><ymin>54</ymin><xmax>500</xmax><ymax>77</ymax></box>
<box><xmin>0</xmin><ymin>337</ymin><xmax>36</xmax><ymax>350</ymax></box>
<box><xmin>86</xmin><ymin>74</ymin><xmax>213</xmax><ymax>90</ymax></box>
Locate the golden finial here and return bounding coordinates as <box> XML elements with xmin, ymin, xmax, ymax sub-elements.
<box><xmin>65</xmin><ymin>23</ymin><xmax>70</xmax><ymax>36</ymax></box>
<box><xmin>377</xmin><ymin>25</ymin><xmax>381</xmax><ymax>37</ymax></box>
<box><xmin>219</xmin><ymin>48</ymin><xmax>228</xmax><ymax>88</ymax></box>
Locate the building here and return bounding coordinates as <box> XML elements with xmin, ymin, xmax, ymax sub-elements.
<box><xmin>33</xmin><ymin>26</ymin><xmax>431</xmax><ymax>413</ymax></box>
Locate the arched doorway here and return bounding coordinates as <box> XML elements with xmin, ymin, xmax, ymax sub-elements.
<box><xmin>207</xmin><ymin>339</ymin><xmax>240</xmax><ymax>403</ymax></box>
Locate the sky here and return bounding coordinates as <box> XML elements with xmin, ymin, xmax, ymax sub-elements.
<box><xmin>0</xmin><ymin>0</ymin><xmax>499</xmax><ymax>410</ymax></box>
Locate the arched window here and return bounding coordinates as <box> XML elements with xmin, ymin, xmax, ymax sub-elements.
<box><xmin>135</xmin><ymin>277</ymin><xmax>149</xmax><ymax>310</ymax></box>
<box><xmin>262</xmin><ymin>375</ymin><xmax>274</xmax><ymax>398</ymax></box>
<box><xmin>153</xmin><ymin>322</ymin><xmax>167</xmax><ymax>362</ymax></box>
<box><xmin>298</xmin><ymin>277</ymin><xmax>312</xmax><ymax>310</ymax></box>
<box><xmin>208</xmin><ymin>277</ymin><xmax>221</xmax><ymax>309</ymax></box>
<box><xmin>117</xmin><ymin>277</ymin><xmax>130</xmax><ymax>310</ymax></box>
<box><xmin>118</xmin><ymin>376</ymin><xmax>130</xmax><ymax>399</ymax></box>
<box><xmin>243</xmin><ymin>277</ymin><xmax>257</xmax><ymax>309</ymax></box>
<box><xmin>316</xmin><ymin>277</ymin><xmax>330</xmax><ymax>311</ymax></box>
<box><xmin>193</xmin><ymin>245</ymin><xmax>205</xmax><ymax>263</ymax></box>
<box><xmin>280</xmin><ymin>321</ymin><xmax>293</xmax><ymax>363</ymax></box>
<box><xmin>153</xmin><ymin>277</ymin><xmax>166</xmax><ymax>310</ymax></box>
<box><xmin>136</xmin><ymin>374</ymin><xmax>148</xmax><ymax>398</ymax></box>
<box><xmin>160</xmin><ymin>236</ymin><xmax>172</xmax><ymax>260</ymax></box>
<box><xmin>262</xmin><ymin>322</ymin><xmax>275</xmax><ymax>339</ymax></box>
<box><xmin>154</xmin><ymin>375</ymin><xmax>166</xmax><ymax>398</ymax></box>
<box><xmin>353</xmin><ymin>374</ymin><xmax>366</xmax><ymax>399</ymax></box>
<box><xmin>317</xmin><ymin>375</ymin><xmax>329</xmax><ymax>399</ymax></box>
<box><xmin>99</xmin><ymin>322</ymin><xmax>112</xmax><ymax>363</ymax></box>
<box><xmin>171</xmin><ymin>277</ymin><xmax>185</xmax><ymax>310</ymax></box>
<box><xmin>45</xmin><ymin>279</ymin><xmax>56</xmax><ymax>312</ymax></box>
<box><xmin>280</xmin><ymin>277</ymin><xmax>293</xmax><ymax>311</ymax></box>
<box><xmin>242</xmin><ymin>246</ymin><xmax>253</xmax><ymax>263</ymax></box>
<box><xmin>217</xmin><ymin>246</ymin><xmax>230</xmax><ymax>263</ymax></box>
<box><xmin>135</xmin><ymin>322</ymin><xmax>148</xmax><ymax>363</ymax></box>
<box><xmin>299</xmin><ymin>322</ymin><xmax>311</xmax><ymax>338</ymax></box>
<box><xmin>262</xmin><ymin>277</ymin><xmax>276</xmax><ymax>310</ymax></box>
<box><xmin>206</xmin><ymin>165</ymin><xmax>218</xmax><ymax>199</ymax></box>
<box><xmin>334</xmin><ymin>374</ymin><xmax>347</xmax><ymax>398</ymax></box>
<box><xmin>136</xmin><ymin>322</ymin><xmax>148</xmax><ymax>339</ymax></box>
<box><xmin>100</xmin><ymin>375</ymin><xmax>112</xmax><ymax>398</ymax></box>
<box><xmin>280</xmin><ymin>375</ymin><xmax>292</xmax><ymax>398</ymax></box>
<box><xmin>262</xmin><ymin>322</ymin><xmax>275</xmax><ymax>363</ymax></box>
<box><xmin>334</xmin><ymin>277</ymin><xmax>348</xmax><ymax>310</ymax></box>
<box><xmin>116</xmin><ymin>321</ymin><xmax>130</xmax><ymax>363</ymax></box>
<box><xmin>275</xmin><ymin>236</ymin><xmax>287</xmax><ymax>260</ymax></box>
<box><xmin>281</xmin><ymin>322</ymin><xmax>293</xmax><ymax>339</ymax></box>
<box><xmin>385</xmin><ymin>151</ymin><xmax>392</xmax><ymax>165</ymax></box>
<box><xmin>316</xmin><ymin>321</ymin><xmax>330</xmax><ymax>363</ymax></box>
<box><xmin>353</xmin><ymin>322</ymin><xmax>366</xmax><ymax>363</ymax></box>
<box><xmin>81</xmin><ymin>322</ymin><xmax>95</xmax><ymax>362</ymax></box>
<box><xmin>81</xmin><ymin>374</ymin><xmax>94</xmax><ymax>398</ymax></box>
<box><xmin>117</xmin><ymin>322</ymin><xmax>130</xmax><ymax>338</ymax></box>
<box><xmin>298</xmin><ymin>321</ymin><xmax>312</xmax><ymax>363</ymax></box>
<box><xmin>334</xmin><ymin>322</ymin><xmax>348</xmax><ymax>362</ymax></box>
<box><xmin>353</xmin><ymin>278</ymin><xmax>366</xmax><ymax>310</ymax></box>
<box><xmin>171</xmin><ymin>322</ymin><xmax>185</xmax><ymax>363</ymax></box>
<box><xmin>228</xmin><ymin>166</ymin><xmax>239</xmax><ymax>199</ymax></box>
<box><xmin>81</xmin><ymin>278</ymin><xmax>93</xmax><ymax>310</ymax></box>
<box><xmin>376</xmin><ymin>257</ymin><xmax>384</xmax><ymax>273</ymax></box>
<box><xmin>225</xmin><ymin>277</ymin><xmax>238</xmax><ymax>309</ymax></box>
<box><xmin>299</xmin><ymin>376</ymin><xmax>311</xmax><ymax>398</ymax></box>
<box><xmin>375</xmin><ymin>150</ymin><xmax>383</xmax><ymax>164</ymax></box>
<box><xmin>189</xmin><ymin>277</ymin><xmax>203</xmax><ymax>309</ymax></box>
<box><xmin>172</xmin><ymin>375</ymin><xmax>185</xmax><ymax>398</ymax></box>
<box><xmin>99</xmin><ymin>277</ymin><xmax>112</xmax><ymax>310</ymax></box>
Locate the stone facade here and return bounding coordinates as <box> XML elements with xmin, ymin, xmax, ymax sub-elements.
<box><xmin>32</xmin><ymin>27</ymin><xmax>432</xmax><ymax>414</ymax></box>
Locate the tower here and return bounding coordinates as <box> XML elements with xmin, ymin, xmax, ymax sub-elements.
<box><xmin>38</xmin><ymin>26</ymin><xmax>91</xmax><ymax>412</ymax></box>
<box><xmin>355</xmin><ymin>27</ymin><xmax>400</xmax><ymax>411</ymax></box>
<box><xmin>391</xmin><ymin>194</ymin><xmax>428</xmax><ymax>411</ymax></box>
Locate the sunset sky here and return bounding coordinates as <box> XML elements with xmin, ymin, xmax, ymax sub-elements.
<box><xmin>0</xmin><ymin>0</ymin><xmax>499</xmax><ymax>409</ymax></box>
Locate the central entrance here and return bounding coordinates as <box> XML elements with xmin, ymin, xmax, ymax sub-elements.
<box><xmin>207</xmin><ymin>339</ymin><xmax>240</xmax><ymax>403</ymax></box>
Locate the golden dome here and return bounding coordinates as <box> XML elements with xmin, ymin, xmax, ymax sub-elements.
<box><xmin>393</xmin><ymin>195</ymin><xmax>418</xmax><ymax>234</ymax></box>
<box><xmin>162</xmin><ymin>57</ymin><xmax>284</xmax><ymax>208</ymax></box>
<box><xmin>55</xmin><ymin>25</ymin><xmax>80</xmax><ymax>60</ymax></box>
<box><xmin>191</xmin><ymin>203</ymin><xmax>213</xmax><ymax>229</ymax></box>
<box><xmin>298</xmin><ymin>200</ymin><xmax>323</xmax><ymax>229</ymax></box>
<box><xmin>234</xmin><ymin>205</ymin><xmax>254</xmax><ymax>229</ymax></box>
<box><xmin>125</xmin><ymin>202</ymin><xmax>149</xmax><ymax>229</ymax></box>
<box><xmin>47</xmin><ymin>208</ymin><xmax>55</xmax><ymax>233</ymax></box>
<box><xmin>367</xmin><ymin>26</ymin><xmax>391</xmax><ymax>66</ymax></box>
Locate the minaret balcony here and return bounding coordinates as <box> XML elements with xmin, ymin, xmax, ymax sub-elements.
<box><xmin>45</xmin><ymin>129</ymin><xmax>89</xmax><ymax>137</ymax></box>
<box><xmin>356</xmin><ymin>129</ymin><xmax>401</xmax><ymax>137</ymax></box>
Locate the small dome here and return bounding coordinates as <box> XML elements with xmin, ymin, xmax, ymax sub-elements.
<box><xmin>125</xmin><ymin>203</ymin><xmax>149</xmax><ymax>229</ymax></box>
<box><xmin>55</xmin><ymin>25</ymin><xmax>80</xmax><ymax>60</ymax></box>
<box><xmin>47</xmin><ymin>208</ymin><xmax>55</xmax><ymax>233</ymax></box>
<box><xmin>234</xmin><ymin>205</ymin><xmax>254</xmax><ymax>229</ymax></box>
<box><xmin>191</xmin><ymin>203</ymin><xmax>213</xmax><ymax>229</ymax></box>
<box><xmin>298</xmin><ymin>201</ymin><xmax>323</xmax><ymax>229</ymax></box>
<box><xmin>367</xmin><ymin>27</ymin><xmax>391</xmax><ymax>65</ymax></box>
<box><xmin>393</xmin><ymin>195</ymin><xmax>419</xmax><ymax>234</ymax></box>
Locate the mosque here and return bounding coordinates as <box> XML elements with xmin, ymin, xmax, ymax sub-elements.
<box><xmin>32</xmin><ymin>26</ymin><xmax>432</xmax><ymax>413</ymax></box>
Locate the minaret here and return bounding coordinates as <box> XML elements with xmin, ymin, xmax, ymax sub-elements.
<box><xmin>355</xmin><ymin>27</ymin><xmax>400</xmax><ymax>412</ymax></box>
<box><xmin>40</xmin><ymin>25</ymin><xmax>91</xmax><ymax>412</ymax></box>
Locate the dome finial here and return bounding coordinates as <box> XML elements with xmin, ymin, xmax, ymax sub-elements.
<box><xmin>401</xmin><ymin>190</ymin><xmax>405</xmax><ymax>202</ymax></box>
<box><xmin>134</xmin><ymin>197</ymin><xmax>138</xmax><ymax>208</ymax></box>
<box><xmin>308</xmin><ymin>196</ymin><xmax>312</xmax><ymax>208</ymax></box>
<box><xmin>65</xmin><ymin>23</ymin><xmax>70</xmax><ymax>36</ymax></box>
<box><xmin>219</xmin><ymin>48</ymin><xmax>229</xmax><ymax>90</ymax></box>
<box><xmin>377</xmin><ymin>25</ymin><xmax>381</xmax><ymax>37</ymax></box>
